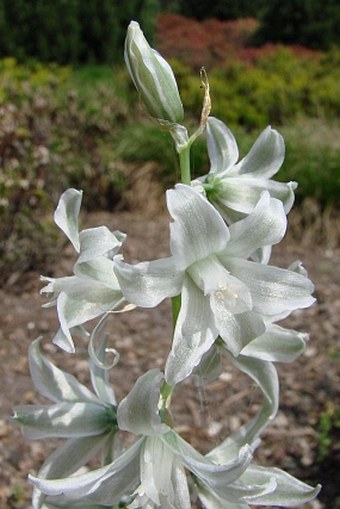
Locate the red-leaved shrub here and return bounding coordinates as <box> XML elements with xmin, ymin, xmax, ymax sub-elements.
<box><xmin>156</xmin><ymin>14</ymin><xmax>259</xmax><ymax>70</ymax></box>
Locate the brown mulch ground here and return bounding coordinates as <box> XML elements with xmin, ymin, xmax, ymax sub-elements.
<box><xmin>0</xmin><ymin>210</ymin><xmax>339</xmax><ymax>509</ymax></box>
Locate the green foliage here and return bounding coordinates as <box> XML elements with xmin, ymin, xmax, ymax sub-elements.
<box><xmin>279</xmin><ymin>122</ymin><xmax>340</xmax><ymax>207</ymax></box>
<box><xmin>255</xmin><ymin>0</ymin><xmax>340</xmax><ymax>50</ymax></box>
<box><xmin>1</xmin><ymin>57</ymin><xmax>339</xmax><ymax>281</ymax></box>
<box><xmin>172</xmin><ymin>47</ymin><xmax>340</xmax><ymax>129</ymax></box>
<box><xmin>178</xmin><ymin>0</ymin><xmax>268</xmax><ymax>20</ymax></box>
<box><xmin>317</xmin><ymin>403</ymin><xmax>340</xmax><ymax>461</ymax></box>
<box><xmin>0</xmin><ymin>0</ymin><xmax>160</xmax><ymax>64</ymax></box>
<box><xmin>0</xmin><ymin>60</ymin><xmax>129</xmax><ymax>282</ymax></box>
<box><xmin>231</xmin><ymin>120</ymin><xmax>340</xmax><ymax>207</ymax></box>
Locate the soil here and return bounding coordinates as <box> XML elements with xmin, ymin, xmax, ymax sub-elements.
<box><xmin>0</xmin><ymin>210</ymin><xmax>339</xmax><ymax>509</ymax></box>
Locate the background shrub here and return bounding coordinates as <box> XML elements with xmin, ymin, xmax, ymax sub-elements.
<box><xmin>0</xmin><ymin>0</ymin><xmax>160</xmax><ymax>64</ymax></box>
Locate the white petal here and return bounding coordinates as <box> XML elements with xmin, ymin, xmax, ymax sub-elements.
<box><xmin>78</xmin><ymin>226</ymin><xmax>123</xmax><ymax>264</ymax></box>
<box><xmin>137</xmin><ymin>436</ymin><xmax>176</xmax><ymax>506</ymax></box>
<box><xmin>241</xmin><ymin>324</ymin><xmax>307</xmax><ymax>363</ymax></box>
<box><xmin>207</xmin><ymin>352</ymin><xmax>279</xmax><ymax>467</ymax></box>
<box><xmin>54</xmin><ymin>189</ymin><xmax>82</xmax><ymax>252</ymax></box>
<box><xmin>165</xmin><ymin>275</ymin><xmax>218</xmax><ymax>386</ymax></box>
<box><xmin>162</xmin><ymin>431</ymin><xmax>252</xmax><ymax>500</ymax></box>
<box><xmin>74</xmin><ymin>257</ymin><xmax>120</xmax><ymax>289</ymax></box>
<box><xmin>225</xmin><ymin>193</ymin><xmax>287</xmax><ymax>258</ymax></box>
<box><xmin>235</xmin><ymin>127</ymin><xmax>285</xmax><ymax>178</ymax></box>
<box><xmin>43</xmin><ymin>499</ymin><xmax>106</xmax><ymax>508</ymax></box>
<box><xmin>197</xmin><ymin>473</ymin><xmax>276</xmax><ymax>506</ymax></box>
<box><xmin>171</xmin><ymin>459</ymin><xmax>191</xmax><ymax>509</ymax></box>
<box><xmin>188</xmin><ymin>255</ymin><xmax>253</xmax><ymax>313</ymax></box>
<box><xmin>13</xmin><ymin>402</ymin><xmax>110</xmax><ymax>439</ymax></box>
<box><xmin>117</xmin><ymin>369</ymin><xmax>168</xmax><ymax>435</ymax></box>
<box><xmin>167</xmin><ymin>184</ymin><xmax>229</xmax><ymax>269</ymax></box>
<box><xmin>250</xmin><ymin>245</ymin><xmax>272</xmax><ymax>264</ymax></box>
<box><xmin>29</xmin><ymin>437</ymin><xmax>144</xmax><ymax>504</ymax></box>
<box><xmin>197</xmin><ymin>483</ymin><xmax>250</xmax><ymax>508</ymax></box>
<box><xmin>211</xmin><ymin>306</ymin><xmax>265</xmax><ymax>356</ymax></box>
<box><xmin>89</xmin><ymin>335</ymin><xmax>117</xmax><ymax>405</ymax></box>
<box><xmin>224</xmin><ymin>257</ymin><xmax>315</xmax><ymax>315</ymax></box>
<box><xmin>240</xmin><ymin>465</ymin><xmax>321</xmax><ymax>505</ymax></box>
<box><xmin>29</xmin><ymin>338</ymin><xmax>100</xmax><ymax>404</ymax></box>
<box><xmin>193</xmin><ymin>345</ymin><xmax>222</xmax><ymax>382</ymax></box>
<box><xmin>32</xmin><ymin>435</ymin><xmax>110</xmax><ymax>509</ymax></box>
<box><xmin>57</xmin><ymin>283</ymin><xmax>123</xmax><ymax>334</ymax></box>
<box><xmin>40</xmin><ymin>275</ymin><xmax>79</xmax><ymax>298</ymax></box>
<box><xmin>114</xmin><ymin>255</ymin><xmax>184</xmax><ymax>307</ymax></box>
<box><xmin>226</xmin><ymin>353</ymin><xmax>279</xmax><ymax>441</ymax></box>
<box><xmin>214</xmin><ymin>177</ymin><xmax>296</xmax><ymax>215</ymax></box>
<box><xmin>206</xmin><ymin>116</ymin><xmax>239</xmax><ymax>175</ymax></box>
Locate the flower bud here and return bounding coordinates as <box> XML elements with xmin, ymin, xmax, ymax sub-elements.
<box><xmin>124</xmin><ymin>21</ymin><xmax>184</xmax><ymax>123</ymax></box>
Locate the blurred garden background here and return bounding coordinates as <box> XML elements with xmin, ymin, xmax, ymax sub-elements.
<box><xmin>1</xmin><ymin>0</ymin><xmax>340</xmax><ymax>281</ymax></box>
<box><xmin>0</xmin><ymin>2</ymin><xmax>340</xmax><ymax>507</ymax></box>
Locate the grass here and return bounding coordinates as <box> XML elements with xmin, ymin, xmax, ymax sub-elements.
<box><xmin>115</xmin><ymin>115</ymin><xmax>340</xmax><ymax>209</ymax></box>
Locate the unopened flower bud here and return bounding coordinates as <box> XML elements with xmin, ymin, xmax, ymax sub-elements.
<box><xmin>124</xmin><ymin>21</ymin><xmax>184</xmax><ymax>123</ymax></box>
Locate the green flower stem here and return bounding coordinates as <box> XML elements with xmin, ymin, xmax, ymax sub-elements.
<box><xmin>171</xmin><ymin>294</ymin><xmax>181</xmax><ymax>327</ymax></box>
<box><xmin>101</xmin><ymin>430</ymin><xmax>117</xmax><ymax>466</ymax></box>
<box><xmin>179</xmin><ymin>144</ymin><xmax>191</xmax><ymax>185</ymax></box>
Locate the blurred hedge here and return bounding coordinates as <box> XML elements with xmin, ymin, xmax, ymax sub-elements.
<box><xmin>0</xmin><ymin>59</ymin><xmax>130</xmax><ymax>283</ymax></box>
<box><xmin>170</xmin><ymin>46</ymin><xmax>340</xmax><ymax>129</ymax></box>
<box><xmin>0</xmin><ymin>0</ymin><xmax>160</xmax><ymax>64</ymax></box>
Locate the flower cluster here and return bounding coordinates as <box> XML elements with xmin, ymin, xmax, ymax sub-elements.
<box><xmin>13</xmin><ymin>20</ymin><xmax>321</xmax><ymax>509</ymax></box>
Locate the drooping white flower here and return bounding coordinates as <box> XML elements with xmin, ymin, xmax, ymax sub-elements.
<box><xmin>28</xmin><ymin>369</ymin><xmax>253</xmax><ymax>508</ymax></box>
<box><xmin>114</xmin><ymin>184</ymin><xmax>315</xmax><ymax>385</ymax></box>
<box><xmin>29</xmin><ymin>368</ymin><xmax>320</xmax><ymax>508</ymax></box>
<box><xmin>40</xmin><ymin>188</ymin><xmax>132</xmax><ymax>353</ymax></box>
<box><xmin>13</xmin><ymin>337</ymin><xmax>119</xmax><ymax>509</ymax></box>
<box><xmin>193</xmin><ymin>117</ymin><xmax>297</xmax><ymax>224</ymax></box>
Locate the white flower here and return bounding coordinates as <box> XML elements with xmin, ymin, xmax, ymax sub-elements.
<box><xmin>29</xmin><ymin>369</ymin><xmax>320</xmax><ymax>508</ymax></box>
<box><xmin>193</xmin><ymin>117</ymin><xmax>297</xmax><ymax>224</ymax></box>
<box><xmin>29</xmin><ymin>369</ymin><xmax>253</xmax><ymax>508</ymax></box>
<box><xmin>114</xmin><ymin>184</ymin><xmax>314</xmax><ymax>385</ymax></box>
<box><xmin>41</xmin><ymin>189</ymin><xmax>132</xmax><ymax>353</ymax></box>
<box><xmin>13</xmin><ymin>338</ymin><xmax>119</xmax><ymax>509</ymax></box>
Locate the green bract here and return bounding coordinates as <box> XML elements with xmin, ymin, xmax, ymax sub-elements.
<box><xmin>125</xmin><ymin>21</ymin><xmax>184</xmax><ymax>124</ymax></box>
